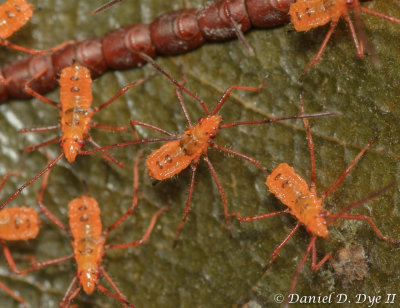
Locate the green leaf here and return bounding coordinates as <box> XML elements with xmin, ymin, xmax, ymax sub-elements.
<box><xmin>0</xmin><ymin>0</ymin><xmax>399</xmax><ymax>307</ymax></box>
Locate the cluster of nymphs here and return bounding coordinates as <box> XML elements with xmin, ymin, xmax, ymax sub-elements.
<box><xmin>0</xmin><ymin>0</ymin><xmax>398</xmax><ymax>307</ymax></box>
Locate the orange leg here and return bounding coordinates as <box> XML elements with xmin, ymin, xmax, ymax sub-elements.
<box><xmin>230</xmin><ymin>208</ymin><xmax>289</xmax><ymax>222</ymax></box>
<box><xmin>210</xmin><ymin>142</ymin><xmax>267</xmax><ymax>172</ymax></box>
<box><xmin>0</xmin><ymin>171</ymin><xmax>21</xmax><ymax>193</ymax></box>
<box><xmin>0</xmin><ymin>39</ymin><xmax>75</xmax><ymax>55</ymax></box>
<box><xmin>36</xmin><ymin>164</ymin><xmax>69</xmax><ymax>232</ymax></box>
<box><xmin>91</xmin><ymin>74</ymin><xmax>154</xmax><ymax>113</ymax></box>
<box><xmin>0</xmin><ymin>281</ymin><xmax>27</xmax><ymax>308</ymax></box>
<box><xmin>130</xmin><ymin>119</ymin><xmax>174</xmax><ymax>136</ymax></box>
<box><xmin>2</xmin><ymin>241</ymin><xmax>73</xmax><ymax>275</ymax></box>
<box><xmin>204</xmin><ymin>155</ymin><xmax>232</xmax><ymax>236</ymax></box>
<box><xmin>266</xmin><ymin>222</ymin><xmax>301</xmax><ymax>270</ymax></box>
<box><xmin>86</xmin><ymin>137</ymin><xmax>125</xmax><ymax>168</ymax></box>
<box><xmin>22</xmin><ymin>136</ymin><xmax>60</xmax><ymax>153</ymax></box>
<box><xmin>299</xmin><ymin>96</ymin><xmax>316</xmax><ymax>193</ymax></box>
<box><xmin>328</xmin><ymin>213</ymin><xmax>397</xmax><ymax>243</ymax></box>
<box><xmin>301</xmin><ymin>19</ymin><xmax>339</xmax><ymax>80</ymax></box>
<box><xmin>59</xmin><ymin>276</ymin><xmax>80</xmax><ymax>308</ymax></box>
<box><xmin>211</xmin><ymin>76</ymin><xmax>268</xmax><ymax>115</ymax></box>
<box><xmin>327</xmin><ymin>180</ymin><xmax>396</xmax><ymax>226</ymax></box>
<box><xmin>0</xmin><ymin>153</ymin><xmax>64</xmax><ymax>210</ymax></box>
<box><xmin>79</xmin><ymin>136</ymin><xmax>182</xmax><ymax>156</ymax></box>
<box><xmin>23</xmin><ymin>68</ymin><xmax>60</xmax><ymax>108</ymax></box>
<box><xmin>321</xmin><ymin>137</ymin><xmax>376</xmax><ymax>201</ymax></box>
<box><xmin>100</xmin><ymin>265</ymin><xmax>130</xmax><ymax>307</ymax></box>
<box><xmin>360</xmin><ymin>6</ymin><xmax>400</xmax><ymax>24</ymax></box>
<box><xmin>105</xmin><ymin>207</ymin><xmax>168</xmax><ymax>250</ymax></box>
<box><xmin>173</xmin><ymin>163</ymin><xmax>198</xmax><ymax>248</ymax></box>
<box><xmin>97</xmin><ymin>284</ymin><xmax>135</xmax><ymax>308</ymax></box>
<box><xmin>103</xmin><ymin>155</ymin><xmax>142</xmax><ymax>237</ymax></box>
<box><xmin>19</xmin><ymin>124</ymin><xmax>60</xmax><ymax>134</ymax></box>
<box><xmin>91</xmin><ymin>122</ymin><xmax>127</xmax><ymax>131</ymax></box>
<box><xmin>343</xmin><ymin>11</ymin><xmax>364</xmax><ymax>58</ymax></box>
<box><xmin>137</xmin><ymin>52</ymin><xmax>209</xmax><ymax>114</ymax></box>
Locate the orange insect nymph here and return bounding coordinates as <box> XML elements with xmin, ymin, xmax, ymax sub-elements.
<box><xmin>83</xmin><ymin>55</ymin><xmax>337</xmax><ymax>246</ymax></box>
<box><xmin>0</xmin><ymin>0</ymin><xmax>33</xmax><ymax>40</ymax></box>
<box><xmin>68</xmin><ymin>196</ymin><xmax>104</xmax><ymax>295</ymax></box>
<box><xmin>267</xmin><ymin>163</ymin><xmax>327</xmax><ymax>238</ymax></box>
<box><xmin>7</xmin><ymin>156</ymin><xmax>168</xmax><ymax>307</ymax></box>
<box><xmin>0</xmin><ymin>0</ymin><xmax>73</xmax><ymax>55</ymax></box>
<box><xmin>0</xmin><ymin>206</ymin><xmax>40</xmax><ymax>241</ymax></box>
<box><xmin>147</xmin><ymin>115</ymin><xmax>222</xmax><ymax>180</ymax></box>
<box><xmin>234</xmin><ymin>98</ymin><xmax>397</xmax><ymax>307</ymax></box>
<box><xmin>0</xmin><ymin>171</ymin><xmax>41</xmax><ymax>308</ymax></box>
<box><xmin>1</xmin><ymin>64</ymin><xmax>151</xmax><ymax>210</ymax></box>
<box><xmin>289</xmin><ymin>0</ymin><xmax>347</xmax><ymax>31</ymax></box>
<box><xmin>289</xmin><ymin>0</ymin><xmax>400</xmax><ymax>77</ymax></box>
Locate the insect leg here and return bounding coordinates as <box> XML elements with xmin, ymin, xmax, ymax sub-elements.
<box><xmin>130</xmin><ymin>120</ymin><xmax>175</xmax><ymax>136</ymax></box>
<box><xmin>99</xmin><ymin>265</ymin><xmax>132</xmax><ymax>307</ymax></box>
<box><xmin>230</xmin><ymin>208</ymin><xmax>290</xmax><ymax>222</ymax></box>
<box><xmin>105</xmin><ymin>207</ymin><xmax>168</xmax><ymax>250</ymax></box>
<box><xmin>321</xmin><ymin>137</ymin><xmax>376</xmax><ymax>201</ymax></box>
<box><xmin>0</xmin><ymin>281</ymin><xmax>27</xmax><ymax>308</ymax></box>
<box><xmin>301</xmin><ymin>19</ymin><xmax>339</xmax><ymax>80</ymax></box>
<box><xmin>299</xmin><ymin>96</ymin><xmax>316</xmax><ymax>194</ymax></box>
<box><xmin>360</xmin><ymin>6</ymin><xmax>400</xmax><ymax>24</ymax></box>
<box><xmin>0</xmin><ymin>153</ymin><xmax>64</xmax><ymax>210</ymax></box>
<box><xmin>203</xmin><ymin>155</ymin><xmax>232</xmax><ymax>236</ymax></box>
<box><xmin>283</xmin><ymin>236</ymin><xmax>315</xmax><ymax>308</ymax></box>
<box><xmin>103</xmin><ymin>155</ymin><xmax>141</xmax><ymax>237</ymax></box>
<box><xmin>266</xmin><ymin>222</ymin><xmax>301</xmax><ymax>270</ymax></box>
<box><xmin>79</xmin><ymin>136</ymin><xmax>182</xmax><ymax>156</ymax></box>
<box><xmin>87</xmin><ymin>137</ymin><xmax>125</xmax><ymax>168</ymax></box>
<box><xmin>2</xmin><ymin>241</ymin><xmax>74</xmax><ymax>275</ymax></box>
<box><xmin>0</xmin><ymin>39</ymin><xmax>75</xmax><ymax>55</ymax></box>
<box><xmin>91</xmin><ymin>74</ymin><xmax>154</xmax><ymax>113</ymax></box>
<box><xmin>96</xmin><ymin>284</ymin><xmax>135</xmax><ymax>307</ymax></box>
<box><xmin>210</xmin><ymin>142</ymin><xmax>267</xmax><ymax>172</ymax></box>
<box><xmin>24</xmin><ymin>68</ymin><xmax>60</xmax><ymax>108</ymax></box>
<box><xmin>211</xmin><ymin>76</ymin><xmax>268</xmax><ymax>115</ymax></box>
<box><xmin>19</xmin><ymin>124</ymin><xmax>60</xmax><ymax>134</ymax></box>
<box><xmin>59</xmin><ymin>277</ymin><xmax>80</xmax><ymax>308</ymax></box>
<box><xmin>90</xmin><ymin>122</ymin><xmax>127</xmax><ymax>131</ymax></box>
<box><xmin>328</xmin><ymin>213</ymin><xmax>397</xmax><ymax>243</ymax></box>
<box><xmin>22</xmin><ymin>136</ymin><xmax>61</xmax><ymax>153</ymax></box>
<box><xmin>327</xmin><ymin>180</ymin><xmax>396</xmax><ymax>226</ymax></box>
<box><xmin>0</xmin><ymin>171</ymin><xmax>21</xmax><ymax>193</ymax></box>
<box><xmin>137</xmin><ymin>52</ymin><xmax>210</xmax><ymax>114</ymax></box>
<box><xmin>36</xmin><ymin>163</ymin><xmax>69</xmax><ymax>232</ymax></box>
<box><xmin>343</xmin><ymin>11</ymin><xmax>364</xmax><ymax>58</ymax></box>
<box><xmin>310</xmin><ymin>239</ymin><xmax>333</xmax><ymax>272</ymax></box>
<box><xmin>173</xmin><ymin>162</ymin><xmax>198</xmax><ymax>248</ymax></box>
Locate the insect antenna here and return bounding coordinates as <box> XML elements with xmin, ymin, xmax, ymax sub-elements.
<box><xmin>137</xmin><ymin>52</ymin><xmax>211</xmax><ymax>115</ymax></box>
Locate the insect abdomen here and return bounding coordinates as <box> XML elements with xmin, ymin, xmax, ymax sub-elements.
<box><xmin>267</xmin><ymin>163</ymin><xmax>328</xmax><ymax>237</ymax></box>
<box><xmin>60</xmin><ymin>64</ymin><xmax>93</xmax><ymax>140</ymax></box>
<box><xmin>0</xmin><ymin>207</ymin><xmax>40</xmax><ymax>241</ymax></box>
